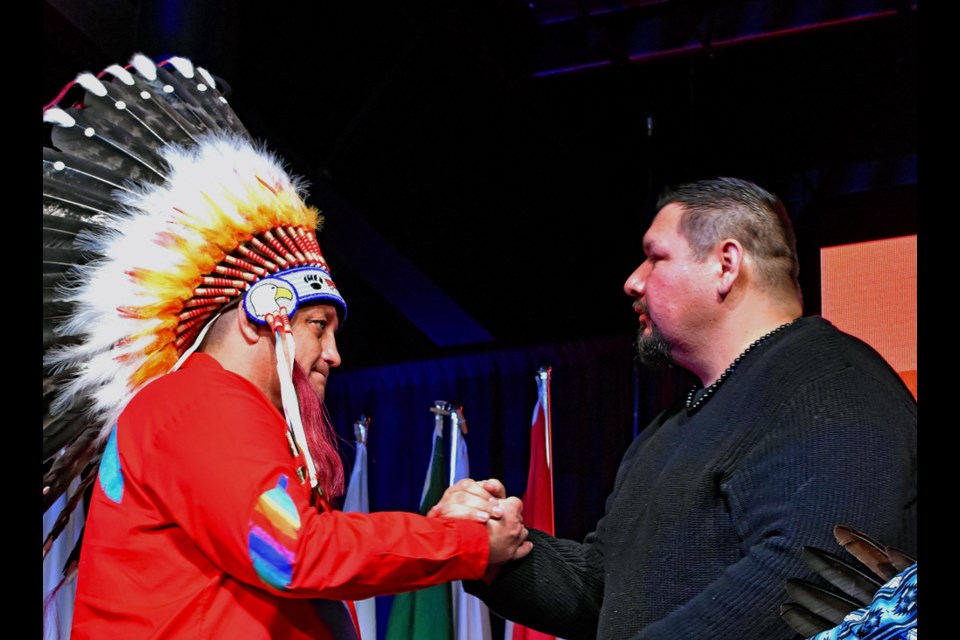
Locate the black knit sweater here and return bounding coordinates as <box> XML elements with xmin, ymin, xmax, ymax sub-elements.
<box><xmin>467</xmin><ymin>317</ymin><xmax>917</xmax><ymax>639</ymax></box>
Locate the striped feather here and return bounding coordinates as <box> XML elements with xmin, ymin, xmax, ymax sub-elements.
<box><xmin>833</xmin><ymin>525</ymin><xmax>900</xmax><ymax>582</ymax></box>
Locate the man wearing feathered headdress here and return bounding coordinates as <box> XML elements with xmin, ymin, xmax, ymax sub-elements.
<box><xmin>42</xmin><ymin>54</ymin><xmax>530</xmax><ymax>639</ymax></box>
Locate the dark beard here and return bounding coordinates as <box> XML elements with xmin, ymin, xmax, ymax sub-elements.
<box><xmin>635</xmin><ymin>323</ymin><xmax>673</xmax><ymax>369</ymax></box>
<box><xmin>292</xmin><ymin>363</ymin><xmax>345</xmax><ymax>497</ymax></box>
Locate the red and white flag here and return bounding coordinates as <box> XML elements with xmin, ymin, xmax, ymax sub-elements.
<box><xmin>505</xmin><ymin>367</ymin><xmax>556</xmax><ymax>640</ymax></box>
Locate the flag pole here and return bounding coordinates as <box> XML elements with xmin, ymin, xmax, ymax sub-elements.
<box><xmin>448</xmin><ymin>407</ymin><xmax>468</xmax><ymax>487</ymax></box>
<box><xmin>449</xmin><ymin>410</ymin><xmax>457</xmax><ymax>488</ymax></box>
<box><xmin>427</xmin><ymin>401</ymin><xmax>452</xmax><ymax>506</ymax></box>
<box><xmin>504</xmin><ymin>368</ymin><xmax>557</xmax><ymax>640</ymax></box>
<box><xmin>353</xmin><ymin>415</ymin><xmax>370</xmax><ymax>445</ymax></box>
<box><xmin>537</xmin><ymin>367</ymin><xmax>552</xmax><ymax>472</ymax></box>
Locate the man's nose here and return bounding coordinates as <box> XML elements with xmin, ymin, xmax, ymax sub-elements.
<box><xmin>324</xmin><ymin>336</ymin><xmax>342</xmax><ymax>368</ymax></box>
<box><xmin>624</xmin><ymin>261</ymin><xmax>648</xmax><ymax>297</ymax></box>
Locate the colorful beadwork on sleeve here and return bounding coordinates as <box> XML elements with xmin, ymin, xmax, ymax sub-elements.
<box><xmin>97</xmin><ymin>428</ymin><xmax>124</xmax><ymax>504</ymax></box>
<box><xmin>248</xmin><ymin>475</ymin><xmax>302</xmax><ymax>590</ymax></box>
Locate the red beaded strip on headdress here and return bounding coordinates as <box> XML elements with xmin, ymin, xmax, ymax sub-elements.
<box><xmin>171</xmin><ymin>224</ymin><xmax>328</xmax><ymax>353</ymax></box>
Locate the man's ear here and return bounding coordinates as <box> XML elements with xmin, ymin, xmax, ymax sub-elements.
<box><xmin>717</xmin><ymin>239</ymin><xmax>744</xmax><ymax>297</ymax></box>
<box><xmin>235</xmin><ymin>306</ymin><xmax>263</xmax><ymax>345</ymax></box>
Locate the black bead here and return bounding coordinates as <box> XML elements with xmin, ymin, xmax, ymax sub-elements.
<box><xmin>684</xmin><ymin>318</ymin><xmax>800</xmax><ymax>414</ymax></box>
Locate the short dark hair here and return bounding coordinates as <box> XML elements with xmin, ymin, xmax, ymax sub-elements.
<box><xmin>657</xmin><ymin>177</ymin><xmax>801</xmax><ymax>303</ymax></box>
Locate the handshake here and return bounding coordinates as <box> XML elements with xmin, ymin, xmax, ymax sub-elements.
<box><xmin>427</xmin><ymin>478</ymin><xmax>533</xmax><ymax>580</ymax></box>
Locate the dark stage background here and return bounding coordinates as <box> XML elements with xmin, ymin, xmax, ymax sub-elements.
<box><xmin>43</xmin><ymin>1</ymin><xmax>917</xmax><ymax>636</ymax></box>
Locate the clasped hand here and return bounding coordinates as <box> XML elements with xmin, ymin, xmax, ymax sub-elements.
<box><xmin>427</xmin><ymin>478</ymin><xmax>533</xmax><ymax>568</ymax></box>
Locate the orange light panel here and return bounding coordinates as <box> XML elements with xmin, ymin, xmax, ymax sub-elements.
<box><xmin>820</xmin><ymin>235</ymin><xmax>917</xmax><ymax>399</ymax></box>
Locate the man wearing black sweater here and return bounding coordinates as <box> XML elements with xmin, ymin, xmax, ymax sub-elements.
<box><xmin>433</xmin><ymin>177</ymin><xmax>917</xmax><ymax>639</ymax></box>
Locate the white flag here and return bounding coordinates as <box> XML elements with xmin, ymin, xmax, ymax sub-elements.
<box><xmin>343</xmin><ymin>417</ymin><xmax>376</xmax><ymax>640</ymax></box>
<box><xmin>449</xmin><ymin>409</ymin><xmax>492</xmax><ymax>640</ymax></box>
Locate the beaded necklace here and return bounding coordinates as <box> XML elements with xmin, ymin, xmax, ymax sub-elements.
<box><xmin>685</xmin><ymin>318</ymin><xmax>801</xmax><ymax>414</ymax></box>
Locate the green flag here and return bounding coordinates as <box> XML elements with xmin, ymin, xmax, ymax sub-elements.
<box><xmin>385</xmin><ymin>410</ymin><xmax>453</xmax><ymax>640</ymax></box>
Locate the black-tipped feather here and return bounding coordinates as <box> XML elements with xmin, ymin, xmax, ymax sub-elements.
<box><xmin>779</xmin><ymin>603</ymin><xmax>835</xmax><ymax>637</ymax></box>
<box><xmin>42</xmin><ymin>179</ymin><xmax>124</xmax><ymax>219</ymax></box>
<box><xmin>42</xmin><ymin>246</ymin><xmax>85</xmax><ymax>273</ymax></box>
<box><xmin>43</xmin><ymin>427</ymin><xmax>100</xmax><ymax>513</ymax></box>
<box><xmin>43</xmin><ymin>407</ymin><xmax>96</xmax><ymax>467</ymax></box>
<box><xmin>43</xmin><ymin>223</ymin><xmax>79</xmax><ymax>247</ymax></box>
<box><xmin>43</xmin><ymin>471</ymin><xmax>96</xmax><ymax>560</ymax></box>
<box><xmin>42</xmin><ymin>298</ymin><xmax>73</xmax><ymax>320</ymax></box>
<box><xmin>153</xmin><ymin>64</ymin><xmax>222</xmax><ymax>133</ymax></box>
<box><xmin>42</xmin><ymin>273</ymin><xmax>63</xmax><ymax>289</ymax></box>
<box><xmin>51</xmin><ymin>108</ymin><xmax>170</xmax><ymax>181</ymax></box>
<box><xmin>44</xmin><ymin>147</ymin><xmax>133</xmax><ymax>194</ymax></box>
<box><xmin>76</xmin><ymin>89</ymin><xmax>170</xmax><ymax>150</ymax></box>
<box><xmin>784</xmin><ymin>578</ymin><xmax>862</xmax><ymax>625</ymax></box>
<box><xmin>800</xmin><ymin>546</ymin><xmax>882</xmax><ymax>606</ymax></box>
<box><xmin>781</xmin><ymin>527</ymin><xmax>917</xmax><ymax>637</ymax></box>
<box><xmin>114</xmin><ymin>70</ymin><xmax>212</xmax><ymax>144</ymax></box>
<box><xmin>43</xmin><ymin>328</ymin><xmax>81</xmax><ymax>354</ymax></box>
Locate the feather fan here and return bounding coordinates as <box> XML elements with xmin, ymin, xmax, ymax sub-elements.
<box><xmin>779</xmin><ymin>525</ymin><xmax>918</xmax><ymax>637</ymax></box>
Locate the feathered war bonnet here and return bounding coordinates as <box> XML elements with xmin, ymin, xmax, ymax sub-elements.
<box><xmin>42</xmin><ymin>54</ymin><xmax>346</xmax><ymax>553</ymax></box>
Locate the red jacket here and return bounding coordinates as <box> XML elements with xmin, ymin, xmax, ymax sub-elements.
<box><xmin>72</xmin><ymin>353</ymin><xmax>488</xmax><ymax>639</ymax></box>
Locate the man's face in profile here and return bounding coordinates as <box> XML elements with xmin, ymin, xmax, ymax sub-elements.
<box><xmin>290</xmin><ymin>303</ymin><xmax>342</xmax><ymax>402</ymax></box>
<box><xmin>624</xmin><ymin>203</ymin><xmax>716</xmax><ymax>370</ymax></box>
